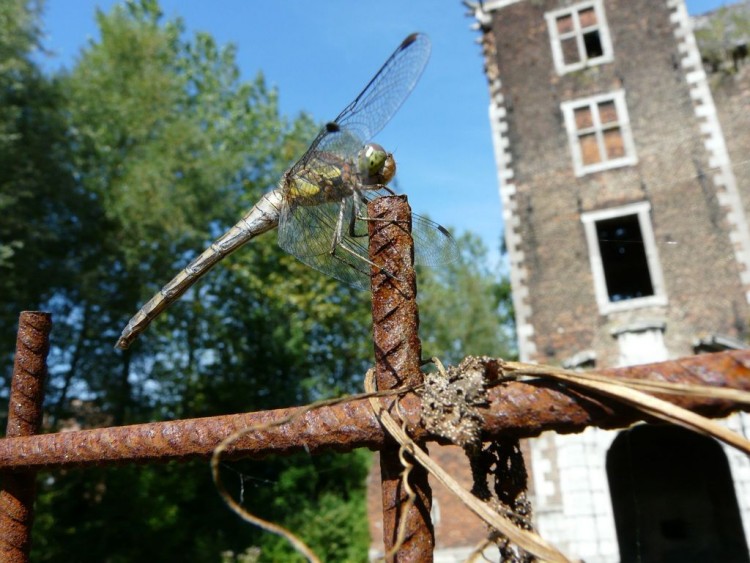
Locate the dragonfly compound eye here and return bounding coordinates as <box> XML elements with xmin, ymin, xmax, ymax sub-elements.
<box><xmin>380</xmin><ymin>153</ymin><xmax>396</xmax><ymax>184</ymax></box>
<box><xmin>358</xmin><ymin>143</ymin><xmax>395</xmax><ymax>184</ymax></box>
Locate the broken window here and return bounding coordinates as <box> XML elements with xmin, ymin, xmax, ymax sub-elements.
<box><xmin>562</xmin><ymin>90</ymin><xmax>637</xmax><ymax>175</ymax></box>
<box><xmin>546</xmin><ymin>1</ymin><xmax>613</xmax><ymax>74</ymax></box>
<box><xmin>581</xmin><ymin>202</ymin><xmax>667</xmax><ymax>314</ymax></box>
<box><xmin>596</xmin><ymin>214</ymin><xmax>653</xmax><ymax>302</ymax></box>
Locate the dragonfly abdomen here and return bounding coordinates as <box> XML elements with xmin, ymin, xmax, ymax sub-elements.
<box><xmin>115</xmin><ymin>189</ymin><xmax>283</xmax><ymax>349</ymax></box>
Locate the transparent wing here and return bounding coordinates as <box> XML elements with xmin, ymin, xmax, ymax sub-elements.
<box><xmin>412</xmin><ymin>214</ymin><xmax>460</xmax><ymax>267</ymax></box>
<box><xmin>296</xmin><ymin>127</ymin><xmax>363</xmax><ymax>174</ymax></box>
<box><xmin>279</xmin><ymin>184</ymin><xmax>458</xmax><ymax>290</ymax></box>
<box><xmin>333</xmin><ymin>33</ymin><xmax>431</xmax><ymax>142</ymax></box>
<box><xmin>278</xmin><ymin>189</ymin><xmax>377</xmax><ymax>291</ymax></box>
<box><xmin>290</xmin><ymin>33</ymin><xmax>431</xmax><ymax>177</ymax></box>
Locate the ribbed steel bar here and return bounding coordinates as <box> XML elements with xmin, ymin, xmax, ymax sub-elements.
<box><xmin>0</xmin><ymin>351</ymin><xmax>747</xmax><ymax>471</ymax></box>
<box><xmin>0</xmin><ymin>312</ymin><xmax>52</xmax><ymax>563</ymax></box>
<box><xmin>368</xmin><ymin>195</ymin><xmax>434</xmax><ymax>562</ymax></box>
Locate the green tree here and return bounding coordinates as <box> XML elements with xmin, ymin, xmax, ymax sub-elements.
<box><xmin>52</xmin><ymin>0</ymin><xmax>309</xmax><ymax>422</ymax></box>
<box><xmin>418</xmin><ymin>232</ymin><xmax>516</xmax><ymax>365</ymax></box>
<box><xmin>695</xmin><ymin>4</ymin><xmax>750</xmax><ymax>73</ymax></box>
<box><xmin>0</xmin><ymin>0</ymin><xmax>84</xmax><ymax>384</ymax></box>
<box><xmin>29</xmin><ymin>1</ymin><xmax>373</xmax><ymax>560</ymax></box>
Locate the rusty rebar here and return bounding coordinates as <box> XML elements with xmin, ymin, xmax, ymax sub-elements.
<box><xmin>368</xmin><ymin>195</ymin><xmax>434</xmax><ymax>561</ymax></box>
<box><xmin>0</xmin><ymin>351</ymin><xmax>747</xmax><ymax>471</ymax></box>
<box><xmin>0</xmin><ymin>398</ymin><xmax>387</xmax><ymax>469</ymax></box>
<box><xmin>0</xmin><ymin>312</ymin><xmax>52</xmax><ymax>563</ymax></box>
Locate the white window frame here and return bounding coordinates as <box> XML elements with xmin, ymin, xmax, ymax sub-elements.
<box><xmin>581</xmin><ymin>202</ymin><xmax>667</xmax><ymax>315</ymax></box>
<box><xmin>561</xmin><ymin>90</ymin><xmax>637</xmax><ymax>176</ymax></box>
<box><xmin>545</xmin><ymin>0</ymin><xmax>614</xmax><ymax>75</ymax></box>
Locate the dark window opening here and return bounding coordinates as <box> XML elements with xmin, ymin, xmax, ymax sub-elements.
<box><xmin>583</xmin><ymin>30</ymin><xmax>603</xmax><ymax>59</ymax></box>
<box><xmin>607</xmin><ymin>425</ymin><xmax>750</xmax><ymax>563</ymax></box>
<box><xmin>660</xmin><ymin>518</ymin><xmax>688</xmax><ymax>540</ymax></box>
<box><xmin>596</xmin><ymin>214</ymin><xmax>654</xmax><ymax>302</ymax></box>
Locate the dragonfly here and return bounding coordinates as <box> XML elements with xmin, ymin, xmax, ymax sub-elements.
<box><xmin>116</xmin><ymin>33</ymin><xmax>458</xmax><ymax>350</ymax></box>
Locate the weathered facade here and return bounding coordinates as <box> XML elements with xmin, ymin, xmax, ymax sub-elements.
<box><xmin>477</xmin><ymin>0</ymin><xmax>750</xmax><ymax>368</ymax></box>
<box><xmin>466</xmin><ymin>0</ymin><xmax>750</xmax><ymax>561</ymax></box>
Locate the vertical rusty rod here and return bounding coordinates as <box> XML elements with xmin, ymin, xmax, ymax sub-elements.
<box><xmin>368</xmin><ymin>196</ymin><xmax>434</xmax><ymax>561</ymax></box>
<box><xmin>0</xmin><ymin>312</ymin><xmax>52</xmax><ymax>562</ymax></box>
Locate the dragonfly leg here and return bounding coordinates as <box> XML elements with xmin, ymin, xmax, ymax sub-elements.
<box><xmin>334</xmin><ymin>240</ymin><xmax>401</xmax><ymax>285</ymax></box>
<box><xmin>356</xmin><ymin>214</ymin><xmax>411</xmax><ymax>227</ymax></box>
<box><xmin>330</xmin><ymin>198</ymin><xmax>398</xmax><ymax>281</ymax></box>
<box><xmin>348</xmin><ymin>187</ymin><xmax>409</xmax><ymax>237</ymax></box>
<box><xmin>373</xmin><ymin>184</ymin><xmax>396</xmax><ymax>195</ymax></box>
<box><xmin>330</xmin><ymin>197</ymin><xmax>348</xmax><ymax>252</ymax></box>
<box><xmin>353</xmin><ymin>184</ymin><xmax>410</xmax><ymax>228</ymax></box>
<box><xmin>355</xmin><ymin>212</ymin><xmax>412</xmax><ymax>231</ymax></box>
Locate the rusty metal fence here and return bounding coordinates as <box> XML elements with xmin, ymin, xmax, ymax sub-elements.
<box><xmin>1</xmin><ymin>197</ymin><xmax>749</xmax><ymax>562</ymax></box>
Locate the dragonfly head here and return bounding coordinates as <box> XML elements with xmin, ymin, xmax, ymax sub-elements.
<box><xmin>358</xmin><ymin>143</ymin><xmax>396</xmax><ymax>185</ymax></box>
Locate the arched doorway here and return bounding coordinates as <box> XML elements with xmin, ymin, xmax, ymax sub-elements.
<box><xmin>607</xmin><ymin>424</ymin><xmax>749</xmax><ymax>562</ymax></box>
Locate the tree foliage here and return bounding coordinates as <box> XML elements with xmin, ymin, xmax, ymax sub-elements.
<box><xmin>695</xmin><ymin>3</ymin><xmax>750</xmax><ymax>73</ymax></box>
<box><xmin>0</xmin><ymin>0</ymin><xmax>83</xmax><ymax>378</ymax></box>
<box><xmin>419</xmin><ymin>232</ymin><xmax>516</xmax><ymax>364</ymax></box>
<box><xmin>19</xmin><ymin>2</ymin><xmax>374</xmax><ymax>559</ymax></box>
<box><xmin>0</xmin><ymin>1</ymin><xmax>516</xmax><ymax>560</ymax></box>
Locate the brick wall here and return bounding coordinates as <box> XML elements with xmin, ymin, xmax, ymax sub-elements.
<box><xmin>489</xmin><ymin>0</ymin><xmax>749</xmax><ymax>366</ymax></box>
<box><xmin>713</xmin><ymin>64</ymin><xmax>750</xmax><ymax>237</ymax></box>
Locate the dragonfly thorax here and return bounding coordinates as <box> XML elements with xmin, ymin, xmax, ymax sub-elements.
<box><xmin>358</xmin><ymin>143</ymin><xmax>396</xmax><ymax>186</ymax></box>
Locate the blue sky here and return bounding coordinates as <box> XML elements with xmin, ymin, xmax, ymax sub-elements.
<box><xmin>36</xmin><ymin>0</ymin><xmax>732</xmax><ymax>267</ymax></box>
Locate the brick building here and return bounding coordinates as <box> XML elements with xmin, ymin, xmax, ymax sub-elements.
<box><xmin>461</xmin><ymin>0</ymin><xmax>750</xmax><ymax>561</ymax></box>
<box><xmin>476</xmin><ymin>0</ymin><xmax>750</xmax><ymax>367</ymax></box>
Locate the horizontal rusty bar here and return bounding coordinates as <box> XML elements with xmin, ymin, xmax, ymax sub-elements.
<box><xmin>0</xmin><ymin>351</ymin><xmax>747</xmax><ymax>471</ymax></box>
<box><xmin>480</xmin><ymin>350</ymin><xmax>750</xmax><ymax>438</ymax></box>
<box><xmin>0</xmin><ymin>396</ymin><xmax>390</xmax><ymax>470</ymax></box>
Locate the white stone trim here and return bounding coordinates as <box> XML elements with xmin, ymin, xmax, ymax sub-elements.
<box><xmin>479</xmin><ymin>0</ymin><xmax>524</xmax><ymax>12</ymax></box>
<box><xmin>668</xmin><ymin>0</ymin><xmax>750</xmax><ymax>304</ymax></box>
<box><xmin>561</xmin><ymin>90</ymin><xmax>638</xmax><ymax>177</ymax></box>
<box><xmin>489</xmin><ymin>104</ymin><xmax>537</xmax><ymax>362</ymax></box>
<box><xmin>581</xmin><ymin>201</ymin><xmax>668</xmax><ymax>315</ymax></box>
<box><xmin>545</xmin><ymin>0</ymin><xmax>614</xmax><ymax>75</ymax></box>
<box><xmin>531</xmin><ymin>428</ymin><xmax>620</xmax><ymax>562</ymax></box>
<box><xmin>610</xmin><ymin>321</ymin><xmax>669</xmax><ymax>367</ymax></box>
<box><xmin>722</xmin><ymin>412</ymin><xmax>750</xmax><ymax>547</ymax></box>
<box><xmin>482</xmin><ymin>27</ymin><xmax>537</xmax><ymax>361</ymax></box>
